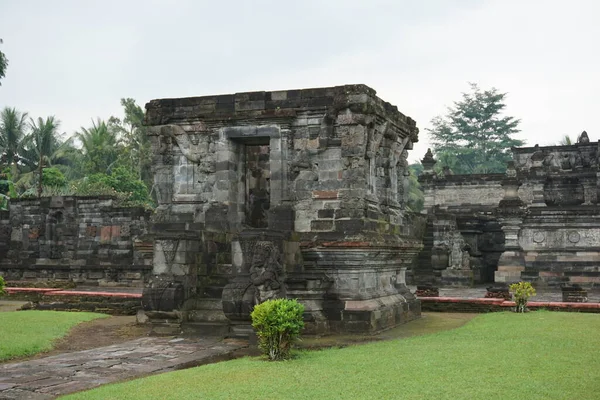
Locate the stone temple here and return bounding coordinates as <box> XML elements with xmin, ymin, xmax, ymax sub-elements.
<box><xmin>140</xmin><ymin>84</ymin><xmax>424</xmax><ymax>335</ymax></box>
<box><xmin>415</xmin><ymin>131</ymin><xmax>600</xmax><ymax>289</ymax></box>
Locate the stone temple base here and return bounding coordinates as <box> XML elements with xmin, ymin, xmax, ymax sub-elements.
<box><xmin>441</xmin><ymin>269</ymin><xmax>474</xmax><ymax>287</ymax></box>
<box><xmin>324</xmin><ymin>293</ymin><xmax>421</xmax><ymax>334</ymax></box>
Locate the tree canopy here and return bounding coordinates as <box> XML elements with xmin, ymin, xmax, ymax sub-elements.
<box><xmin>0</xmin><ymin>39</ymin><xmax>7</xmax><ymax>85</ymax></box>
<box><xmin>427</xmin><ymin>83</ymin><xmax>524</xmax><ymax>174</ymax></box>
<box><xmin>0</xmin><ymin>99</ymin><xmax>153</xmax><ymax>208</ymax></box>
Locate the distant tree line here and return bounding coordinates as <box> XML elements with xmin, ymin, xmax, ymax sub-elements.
<box><xmin>0</xmin><ymin>99</ymin><xmax>153</xmax><ymax>209</ymax></box>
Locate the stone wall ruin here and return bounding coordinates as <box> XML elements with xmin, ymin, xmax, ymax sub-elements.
<box><xmin>142</xmin><ymin>84</ymin><xmax>425</xmax><ymax>335</ymax></box>
<box><xmin>417</xmin><ymin>134</ymin><xmax>600</xmax><ymax>288</ymax></box>
<box><xmin>0</xmin><ymin>196</ymin><xmax>152</xmax><ymax>287</ymax></box>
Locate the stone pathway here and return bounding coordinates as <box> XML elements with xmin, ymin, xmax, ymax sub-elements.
<box><xmin>0</xmin><ymin>337</ymin><xmax>246</xmax><ymax>399</ymax></box>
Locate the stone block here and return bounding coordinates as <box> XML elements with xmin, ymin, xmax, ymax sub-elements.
<box><xmin>312</xmin><ymin>190</ymin><xmax>338</xmax><ymax>200</ymax></box>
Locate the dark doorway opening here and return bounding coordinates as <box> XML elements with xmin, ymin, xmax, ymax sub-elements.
<box><xmin>245</xmin><ymin>144</ymin><xmax>270</xmax><ymax>228</ymax></box>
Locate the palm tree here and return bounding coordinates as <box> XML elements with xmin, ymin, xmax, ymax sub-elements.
<box><xmin>28</xmin><ymin>116</ymin><xmax>60</xmax><ymax>197</ymax></box>
<box><xmin>559</xmin><ymin>135</ymin><xmax>574</xmax><ymax>146</ymax></box>
<box><xmin>0</xmin><ymin>38</ymin><xmax>8</xmax><ymax>85</ymax></box>
<box><xmin>76</xmin><ymin>119</ymin><xmax>120</xmax><ymax>174</ymax></box>
<box><xmin>0</xmin><ymin>107</ymin><xmax>28</xmax><ymax>179</ymax></box>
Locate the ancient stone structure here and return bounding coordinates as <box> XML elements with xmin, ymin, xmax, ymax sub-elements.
<box><xmin>141</xmin><ymin>84</ymin><xmax>424</xmax><ymax>335</ymax></box>
<box><xmin>416</xmin><ymin>133</ymin><xmax>600</xmax><ymax>288</ymax></box>
<box><xmin>0</xmin><ymin>196</ymin><xmax>152</xmax><ymax>287</ymax></box>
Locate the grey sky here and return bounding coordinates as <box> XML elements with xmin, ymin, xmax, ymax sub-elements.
<box><xmin>1</xmin><ymin>0</ymin><xmax>599</xmax><ymax>162</ymax></box>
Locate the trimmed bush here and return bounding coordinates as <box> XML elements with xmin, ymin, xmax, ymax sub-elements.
<box><xmin>251</xmin><ymin>298</ymin><xmax>305</xmax><ymax>361</ymax></box>
<box><xmin>510</xmin><ymin>281</ymin><xmax>536</xmax><ymax>313</ymax></box>
<box><xmin>0</xmin><ymin>275</ymin><xmax>5</xmax><ymax>295</ymax></box>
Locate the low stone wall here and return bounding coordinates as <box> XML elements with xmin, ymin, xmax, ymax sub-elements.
<box><xmin>4</xmin><ymin>287</ymin><xmax>142</xmax><ymax>315</ymax></box>
<box><xmin>419</xmin><ymin>297</ymin><xmax>600</xmax><ymax>313</ymax></box>
<box><xmin>0</xmin><ymin>196</ymin><xmax>153</xmax><ymax>287</ymax></box>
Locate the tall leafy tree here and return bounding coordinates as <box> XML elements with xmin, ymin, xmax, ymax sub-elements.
<box><xmin>406</xmin><ymin>164</ymin><xmax>424</xmax><ymax>212</ymax></box>
<box><xmin>109</xmin><ymin>98</ymin><xmax>151</xmax><ymax>184</ymax></box>
<box><xmin>0</xmin><ymin>39</ymin><xmax>7</xmax><ymax>85</ymax></box>
<box><xmin>0</xmin><ymin>107</ymin><xmax>28</xmax><ymax>178</ymax></box>
<box><xmin>427</xmin><ymin>83</ymin><xmax>524</xmax><ymax>174</ymax></box>
<box><xmin>76</xmin><ymin>119</ymin><xmax>120</xmax><ymax>174</ymax></box>
<box><xmin>28</xmin><ymin>116</ymin><xmax>61</xmax><ymax>197</ymax></box>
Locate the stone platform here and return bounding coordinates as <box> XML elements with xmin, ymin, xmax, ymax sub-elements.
<box><xmin>4</xmin><ymin>287</ymin><xmax>142</xmax><ymax>315</ymax></box>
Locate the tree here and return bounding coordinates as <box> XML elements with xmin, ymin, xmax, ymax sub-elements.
<box><xmin>558</xmin><ymin>135</ymin><xmax>573</xmax><ymax>145</ymax></box>
<box><xmin>0</xmin><ymin>39</ymin><xmax>7</xmax><ymax>85</ymax></box>
<box><xmin>406</xmin><ymin>164</ymin><xmax>424</xmax><ymax>212</ymax></box>
<box><xmin>427</xmin><ymin>83</ymin><xmax>524</xmax><ymax>174</ymax></box>
<box><xmin>41</xmin><ymin>167</ymin><xmax>67</xmax><ymax>187</ymax></box>
<box><xmin>18</xmin><ymin>121</ymin><xmax>79</xmax><ymax>194</ymax></box>
<box><xmin>0</xmin><ymin>107</ymin><xmax>28</xmax><ymax>179</ymax></box>
<box><xmin>86</xmin><ymin>166</ymin><xmax>152</xmax><ymax>205</ymax></box>
<box><xmin>28</xmin><ymin>116</ymin><xmax>61</xmax><ymax>197</ymax></box>
<box><xmin>109</xmin><ymin>98</ymin><xmax>151</xmax><ymax>186</ymax></box>
<box><xmin>76</xmin><ymin>119</ymin><xmax>120</xmax><ymax>174</ymax></box>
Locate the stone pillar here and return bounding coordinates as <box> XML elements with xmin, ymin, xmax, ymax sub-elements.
<box><xmin>494</xmin><ymin>172</ymin><xmax>527</xmax><ymax>284</ymax></box>
<box><xmin>419</xmin><ymin>149</ymin><xmax>437</xmax><ymax>213</ymax></box>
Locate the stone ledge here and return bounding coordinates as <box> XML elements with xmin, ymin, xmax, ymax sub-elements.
<box><xmin>5</xmin><ymin>287</ymin><xmax>142</xmax><ymax>298</ymax></box>
<box><xmin>418</xmin><ymin>296</ymin><xmax>600</xmax><ymax>313</ymax></box>
<box><xmin>44</xmin><ymin>290</ymin><xmax>142</xmax><ymax>299</ymax></box>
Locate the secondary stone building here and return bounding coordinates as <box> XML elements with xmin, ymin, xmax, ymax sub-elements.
<box><xmin>141</xmin><ymin>84</ymin><xmax>424</xmax><ymax>335</ymax></box>
<box><xmin>415</xmin><ymin>132</ymin><xmax>600</xmax><ymax>288</ymax></box>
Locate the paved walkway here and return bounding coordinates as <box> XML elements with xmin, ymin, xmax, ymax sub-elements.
<box><xmin>0</xmin><ymin>337</ymin><xmax>246</xmax><ymax>399</ymax></box>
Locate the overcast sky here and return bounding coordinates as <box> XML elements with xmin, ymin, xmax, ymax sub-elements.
<box><xmin>1</xmin><ymin>0</ymin><xmax>599</xmax><ymax>162</ymax></box>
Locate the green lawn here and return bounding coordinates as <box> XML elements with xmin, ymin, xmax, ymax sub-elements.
<box><xmin>0</xmin><ymin>310</ymin><xmax>106</xmax><ymax>361</ymax></box>
<box><xmin>63</xmin><ymin>312</ymin><xmax>600</xmax><ymax>400</ymax></box>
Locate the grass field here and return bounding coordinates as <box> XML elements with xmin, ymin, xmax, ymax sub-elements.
<box><xmin>0</xmin><ymin>310</ymin><xmax>106</xmax><ymax>361</ymax></box>
<box><xmin>63</xmin><ymin>311</ymin><xmax>600</xmax><ymax>400</ymax></box>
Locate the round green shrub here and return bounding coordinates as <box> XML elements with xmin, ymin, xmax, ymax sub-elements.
<box><xmin>0</xmin><ymin>275</ymin><xmax>5</xmax><ymax>295</ymax></box>
<box><xmin>42</xmin><ymin>167</ymin><xmax>67</xmax><ymax>188</ymax></box>
<box><xmin>509</xmin><ymin>281</ymin><xmax>536</xmax><ymax>313</ymax></box>
<box><xmin>250</xmin><ymin>298</ymin><xmax>305</xmax><ymax>361</ymax></box>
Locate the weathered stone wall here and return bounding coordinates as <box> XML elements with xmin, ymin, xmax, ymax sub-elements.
<box><xmin>143</xmin><ymin>84</ymin><xmax>424</xmax><ymax>335</ymax></box>
<box><xmin>0</xmin><ymin>196</ymin><xmax>152</xmax><ymax>287</ymax></box>
<box><xmin>419</xmin><ymin>137</ymin><xmax>600</xmax><ymax>288</ymax></box>
<box><xmin>519</xmin><ymin>207</ymin><xmax>600</xmax><ymax>287</ymax></box>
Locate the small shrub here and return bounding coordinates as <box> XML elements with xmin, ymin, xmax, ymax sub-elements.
<box><xmin>41</xmin><ymin>167</ymin><xmax>67</xmax><ymax>188</ymax></box>
<box><xmin>509</xmin><ymin>281</ymin><xmax>536</xmax><ymax>313</ymax></box>
<box><xmin>251</xmin><ymin>298</ymin><xmax>305</xmax><ymax>361</ymax></box>
<box><xmin>0</xmin><ymin>275</ymin><xmax>5</xmax><ymax>295</ymax></box>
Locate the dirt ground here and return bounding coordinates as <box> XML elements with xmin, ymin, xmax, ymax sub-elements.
<box><xmin>40</xmin><ymin>315</ymin><xmax>153</xmax><ymax>357</ymax></box>
<box><xmin>1</xmin><ymin>299</ymin><xmax>479</xmax><ymax>361</ymax></box>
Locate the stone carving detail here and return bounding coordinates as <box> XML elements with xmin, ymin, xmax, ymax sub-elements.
<box><xmin>568</xmin><ymin>231</ymin><xmax>581</xmax><ymax>243</ymax></box>
<box><xmin>448</xmin><ymin>232</ymin><xmax>470</xmax><ymax>270</ymax></box>
<box><xmin>160</xmin><ymin>240</ymin><xmax>179</xmax><ymax>266</ymax></box>
<box><xmin>222</xmin><ymin>239</ymin><xmax>285</xmax><ymax>321</ymax></box>
<box><xmin>533</xmin><ymin>232</ymin><xmax>545</xmax><ymax>243</ymax></box>
<box><xmin>248</xmin><ymin>241</ymin><xmax>284</xmax><ymax>303</ymax></box>
<box><xmin>142</xmin><ymin>275</ymin><xmax>184</xmax><ymax>312</ymax></box>
<box><xmin>578</xmin><ymin>131</ymin><xmax>589</xmax><ymax>144</ymax></box>
<box><xmin>120</xmin><ymin>224</ymin><xmax>131</xmax><ymax>237</ymax></box>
